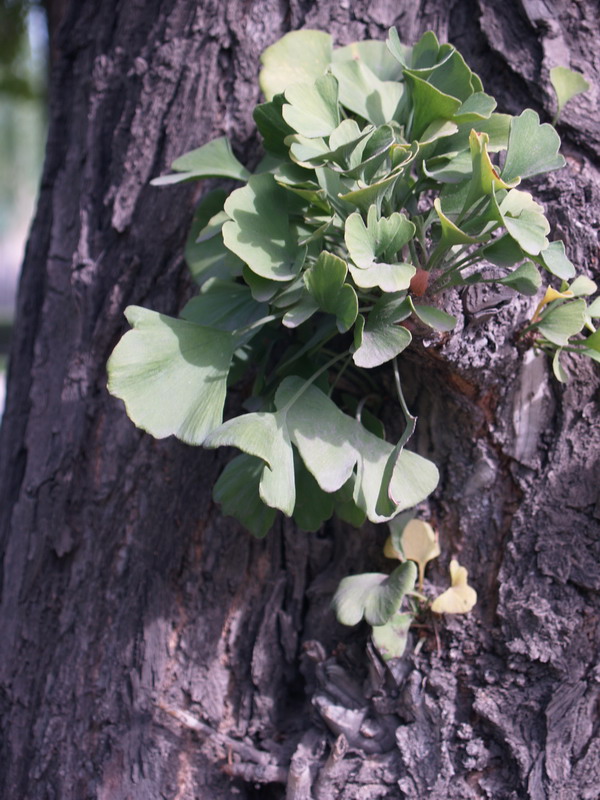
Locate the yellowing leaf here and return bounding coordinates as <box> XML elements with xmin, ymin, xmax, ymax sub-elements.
<box><xmin>384</xmin><ymin>519</ymin><xmax>441</xmax><ymax>590</ymax></box>
<box><xmin>431</xmin><ymin>559</ymin><xmax>477</xmax><ymax>614</ymax></box>
<box><xmin>532</xmin><ymin>286</ymin><xmax>574</xmax><ymax>321</ymax></box>
<box><xmin>401</xmin><ymin>519</ymin><xmax>441</xmax><ymax>590</ymax></box>
<box><xmin>384</xmin><ymin>535</ymin><xmax>401</xmax><ymax>560</ymax></box>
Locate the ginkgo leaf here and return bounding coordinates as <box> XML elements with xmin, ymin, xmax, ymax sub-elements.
<box><xmin>501</xmin><ymin>109</ymin><xmax>565</xmax><ymax>184</ymax></box>
<box><xmin>213</xmin><ymin>454</ymin><xmax>276</xmax><ymax>538</ymax></box>
<box><xmin>371</xmin><ymin>612</ymin><xmax>413</xmax><ymax>661</ymax></box>
<box><xmin>259</xmin><ymin>29</ymin><xmax>333</xmax><ymax>100</ymax></box>
<box><xmin>205</xmin><ymin>377</ymin><xmax>438</xmax><ymax>524</ymax></box>
<box><xmin>304</xmin><ymin>251</ymin><xmax>358</xmax><ymax>332</ymax></box>
<box><xmin>107</xmin><ymin>307</ymin><xmax>234</xmax><ymax>445</ymax></box>
<box><xmin>345</xmin><ymin>207</ymin><xmax>416</xmax><ymax>268</ymax></box>
<box><xmin>152</xmin><ymin>137</ymin><xmax>251</xmax><ymax>185</ymax></box>
<box><xmin>431</xmin><ymin>559</ymin><xmax>477</xmax><ymax>614</ymax></box>
<box><xmin>550</xmin><ymin>66</ymin><xmax>589</xmax><ymax>122</ymax></box>
<box><xmin>283</xmin><ymin>74</ymin><xmax>341</xmax><ymax>138</ymax></box>
<box><xmin>535</xmin><ymin>240</ymin><xmax>575</xmax><ymax>280</ymax></box>
<box><xmin>223</xmin><ymin>173</ymin><xmax>307</xmax><ymax>281</ymax></box>
<box><xmin>493</xmin><ymin>188</ymin><xmax>550</xmax><ymax>256</ymax></box>
<box><xmin>536</xmin><ymin>298</ymin><xmax>587</xmax><ymax>346</ymax></box>
<box><xmin>400</xmin><ymin>519</ymin><xmax>441</xmax><ymax>589</ymax></box>
<box><xmin>332</xmin><ymin>561</ymin><xmax>417</xmax><ymax>626</ymax></box>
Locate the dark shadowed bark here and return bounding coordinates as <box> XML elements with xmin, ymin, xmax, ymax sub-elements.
<box><xmin>0</xmin><ymin>1</ymin><xmax>598</xmax><ymax>798</ymax></box>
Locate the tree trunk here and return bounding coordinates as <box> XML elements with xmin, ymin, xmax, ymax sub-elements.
<box><xmin>1</xmin><ymin>1</ymin><xmax>598</xmax><ymax>798</ymax></box>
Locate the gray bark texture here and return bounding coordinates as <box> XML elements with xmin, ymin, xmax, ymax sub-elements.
<box><xmin>0</xmin><ymin>1</ymin><xmax>599</xmax><ymax>798</ymax></box>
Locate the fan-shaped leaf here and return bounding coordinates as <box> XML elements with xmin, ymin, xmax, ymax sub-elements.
<box><xmin>107</xmin><ymin>307</ymin><xmax>234</xmax><ymax>445</ymax></box>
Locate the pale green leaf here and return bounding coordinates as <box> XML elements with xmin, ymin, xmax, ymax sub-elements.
<box><xmin>152</xmin><ymin>137</ymin><xmax>250</xmax><ymax>185</ymax></box>
<box><xmin>411</xmin><ymin>302</ymin><xmax>457</xmax><ymax>331</ymax></box>
<box><xmin>331</xmin><ymin>59</ymin><xmax>403</xmax><ymax>125</ymax></box>
<box><xmin>494</xmin><ymin>188</ymin><xmax>550</xmax><ymax>256</ymax></box>
<box><xmin>550</xmin><ymin>66</ymin><xmax>589</xmax><ymax>121</ymax></box>
<box><xmin>283</xmin><ymin>74</ymin><xmax>341</xmax><ymax>138</ymax></box>
<box><xmin>552</xmin><ymin>349</ymin><xmax>569</xmax><ymax>383</ymax></box>
<box><xmin>371</xmin><ymin>612</ymin><xmax>413</xmax><ymax>661</ymax></box>
<box><xmin>536</xmin><ymin>298</ymin><xmax>587</xmax><ymax>346</ymax></box>
<box><xmin>403</xmin><ymin>72</ymin><xmax>462</xmax><ymax>140</ymax></box>
<box><xmin>349</xmin><ymin>262</ymin><xmax>416</xmax><ymax>293</ymax></box>
<box><xmin>332</xmin><ymin>561</ymin><xmax>417</xmax><ymax>626</ymax></box>
<box><xmin>107</xmin><ymin>307</ymin><xmax>234</xmax><ymax>445</ymax></box>
<box><xmin>259</xmin><ymin>29</ymin><xmax>333</xmax><ymax>100</ymax></box>
<box><xmin>333</xmin><ymin>39</ymin><xmax>404</xmax><ymax>81</ymax></box>
<box><xmin>353</xmin><ymin>312</ymin><xmax>412</xmax><ymax>368</ymax></box>
<box><xmin>345</xmin><ymin>207</ymin><xmax>415</xmax><ymax>268</ymax></box>
<box><xmin>501</xmin><ymin>109</ymin><xmax>565</xmax><ymax>184</ymax></box>
<box><xmin>569</xmin><ymin>275</ymin><xmax>597</xmax><ymax>297</ymax></box>
<box><xmin>181</xmin><ymin>280</ymin><xmax>267</xmax><ymax>332</ymax></box>
<box><xmin>223</xmin><ymin>173</ymin><xmax>307</xmax><ymax>281</ymax></box>
<box><xmin>536</xmin><ymin>240</ymin><xmax>575</xmax><ymax>280</ymax></box>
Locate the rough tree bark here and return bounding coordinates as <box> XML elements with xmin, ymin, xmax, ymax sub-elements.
<box><xmin>0</xmin><ymin>1</ymin><xmax>598</xmax><ymax>798</ymax></box>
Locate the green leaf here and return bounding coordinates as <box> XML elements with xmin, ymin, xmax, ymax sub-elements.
<box><xmin>552</xmin><ymin>349</ymin><xmax>569</xmax><ymax>383</ymax></box>
<box><xmin>587</xmin><ymin>297</ymin><xmax>600</xmax><ymax>318</ymax></box>
<box><xmin>550</xmin><ymin>66</ymin><xmax>589</xmax><ymax>122</ymax></box>
<box><xmin>253</xmin><ymin>94</ymin><xmax>296</xmax><ymax>157</ymax></box>
<box><xmin>223</xmin><ymin>173</ymin><xmax>307</xmax><ymax>281</ymax></box>
<box><xmin>462</xmin><ymin>129</ymin><xmax>518</xmax><ymax>211</ymax></box>
<box><xmin>332</xmin><ymin>561</ymin><xmax>417</xmax><ymax>626</ymax></box>
<box><xmin>259</xmin><ymin>29</ymin><xmax>333</xmax><ymax>100</ymax></box>
<box><xmin>433</xmin><ymin>198</ymin><xmax>482</xmax><ymax>247</ymax></box>
<box><xmin>481</xmin><ymin>235</ymin><xmax>525</xmax><ymax>267</ymax></box>
<box><xmin>536</xmin><ymin>298</ymin><xmax>587</xmax><ymax>346</ymax></box>
<box><xmin>353</xmin><ymin>312</ymin><xmax>412</xmax><ymax>368</ymax></box>
<box><xmin>536</xmin><ymin>240</ymin><xmax>575</xmax><ymax>280</ymax></box>
<box><xmin>292</xmin><ymin>457</ymin><xmax>335</xmax><ymax>532</ymax></box>
<box><xmin>334</xmin><ymin>39</ymin><xmax>404</xmax><ymax>81</ymax></box>
<box><xmin>496</xmin><ymin>261</ymin><xmax>541</xmax><ymax>296</ymax></box>
<box><xmin>331</xmin><ymin>59</ymin><xmax>403</xmax><ymax>125</ymax></box>
<box><xmin>371</xmin><ymin>612</ymin><xmax>413</xmax><ymax>661</ymax></box>
<box><xmin>569</xmin><ymin>275</ymin><xmax>597</xmax><ymax>297</ymax></box>
<box><xmin>453</xmin><ymin>92</ymin><xmax>496</xmax><ymax>123</ymax></box>
<box><xmin>349</xmin><ymin>262</ymin><xmax>416</xmax><ymax>293</ymax></box>
<box><xmin>386</xmin><ymin>27</ymin><xmax>412</xmax><ymax>68</ymax></box>
<box><xmin>152</xmin><ymin>137</ymin><xmax>251</xmax><ymax>185</ymax></box>
<box><xmin>204</xmin><ymin>407</ymin><xmax>296</xmax><ymax>515</ymax></box>
<box><xmin>107</xmin><ymin>307</ymin><xmax>234</xmax><ymax>445</ymax></box>
<box><xmin>501</xmin><ymin>109</ymin><xmax>565</xmax><ymax>184</ymax></box>
<box><xmin>411</xmin><ymin>302</ymin><xmax>457</xmax><ymax>331</ymax></box>
<box><xmin>403</xmin><ymin>71</ymin><xmax>461</xmax><ymax>140</ymax></box>
<box><xmin>180</xmin><ymin>279</ymin><xmax>267</xmax><ymax>332</ymax></box>
<box><xmin>283</xmin><ymin>74</ymin><xmax>341</xmax><ymax>138</ymax></box>
<box><xmin>493</xmin><ymin>188</ymin><xmax>550</xmax><ymax>256</ymax></box>
<box><xmin>185</xmin><ymin>191</ymin><xmax>245</xmax><ymax>284</ymax></box>
<box><xmin>213</xmin><ymin>454</ymin><xmax>276</xmax><ymax>538</ymax></box>
<box><xmin>304</xmin><ymin>251</ymin><xmax>358</xmax><ymax>332</ymax></box>
<box><xmin>345</xmin><ymin>207</ymin><xmax>416</xmax><ymax>269</ymax></box>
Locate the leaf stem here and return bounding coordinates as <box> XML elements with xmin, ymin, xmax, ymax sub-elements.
<box><xmin>392</xmin><ymin>358</ymin><xmax>417</xmax><ymax>449</ymax></box>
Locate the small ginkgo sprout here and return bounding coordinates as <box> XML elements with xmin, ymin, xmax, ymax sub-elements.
<box><xmin>431</xmin><ymin>559</ymin><xmax>477</xmax><ymax>615</ymax></box>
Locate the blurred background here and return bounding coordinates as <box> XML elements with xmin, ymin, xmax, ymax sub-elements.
<box><xmin>0</xmin><ymin>0</ymin><xmax>48</xmax><ymax>415</ymax></box>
